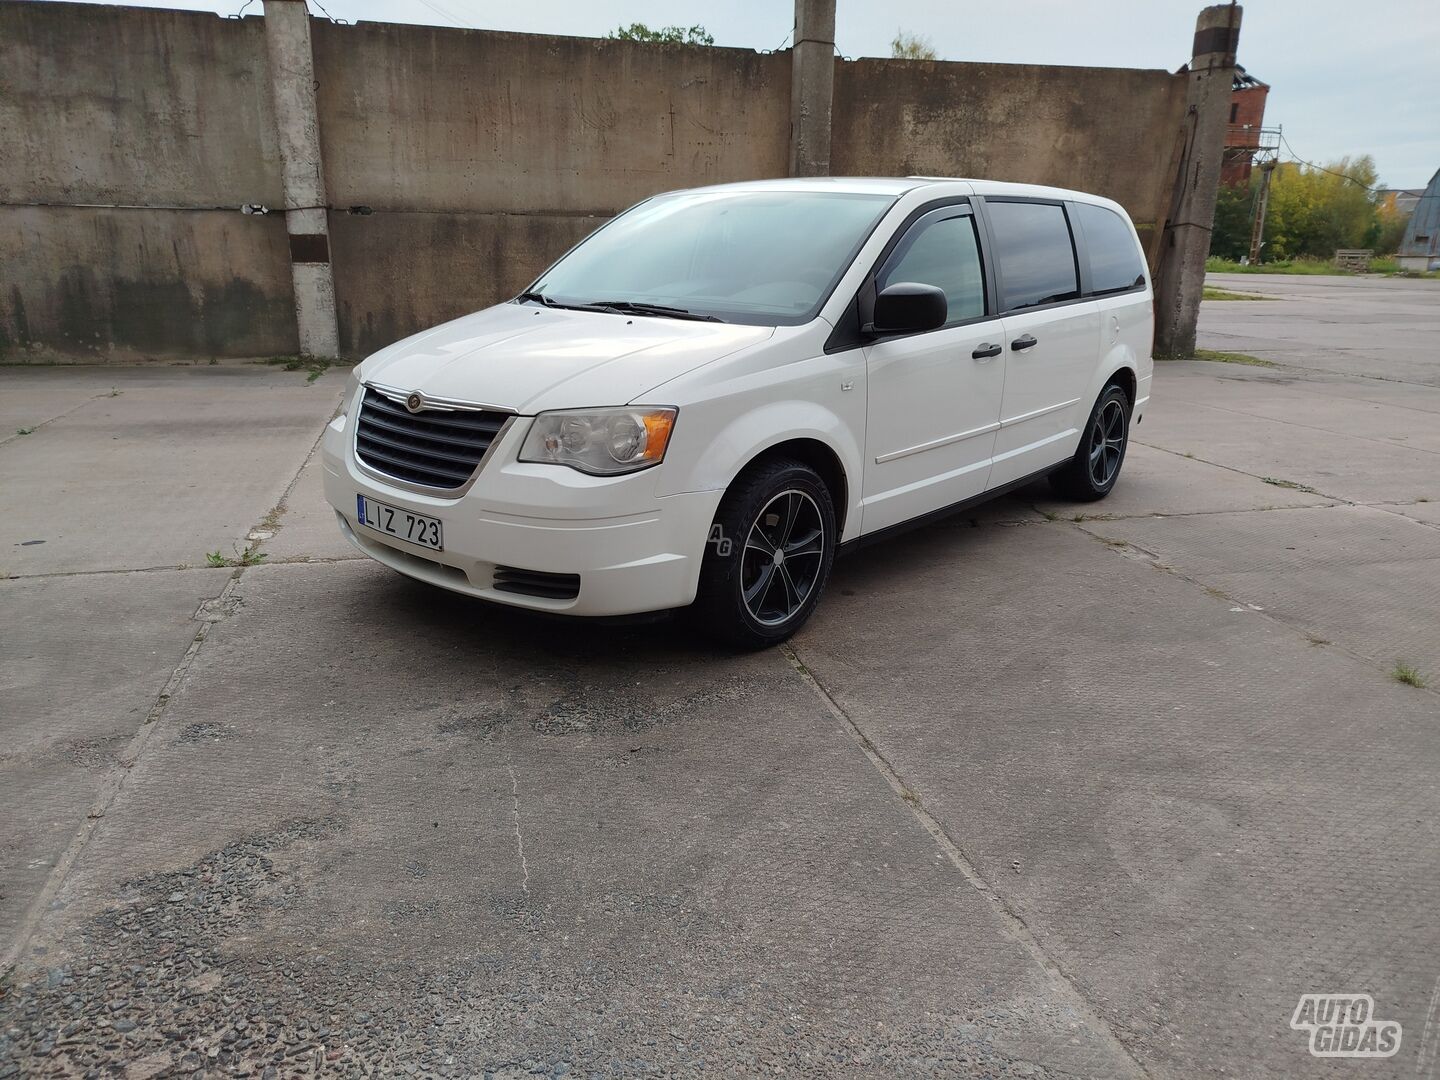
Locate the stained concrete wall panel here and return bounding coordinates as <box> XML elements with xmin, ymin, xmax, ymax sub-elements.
<box><xmin>831</xmin><ymin>60</ymin><xmax>1188</xmax><ymax>234</ymax></box>
<box><xmin>311</xmin><ymin>24</ymin><xmax>793</xmax><ymax>213</ymax></box>
<box><xmin>0</xmin><ymin>3</ymin><xmax>282</xmax><ymax>207</ymax></box>
<box><xmin>0</xmin><ymin>207</ymin><xmax>298</xmax><ymax>360</ymax></box>
<box><xmin>329</xmin><ymin>211</ymin><xmax>598</xmax><ymax>357</ymax></box>
<box><xmin>2</xmin><ymin>3</ymin><xmax>1192</xmax><ymax>361</ymax></box>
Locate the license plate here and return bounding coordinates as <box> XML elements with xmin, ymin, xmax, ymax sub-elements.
<box><xmin>357</xmin><ymin>495</ymin><xmax>443</xmax><ymax>551</ymax></box>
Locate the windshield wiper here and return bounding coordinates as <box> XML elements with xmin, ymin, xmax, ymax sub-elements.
<box><xmin>515</xmin><ymin>290</ymin><xmax>608</xmax><ymax>313</ymax></box>
<box><xmin>583</xmin><ymin>300</ymin><xmax>723</xmax><ymax>322</ymax></box>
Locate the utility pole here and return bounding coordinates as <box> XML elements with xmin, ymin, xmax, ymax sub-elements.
<box><xmin>1153</xmin><ymin>4</ymin><xmax>1243</xmax><ymax>358</ymax></box>
<box><xmin>263</xmin><ymin>0</ymin><xmax>341</xmax><ymax>358</ymax></box>
<box><xmin>1247</xmin><ymin>158</ymin><xmax>1276</xmax><ymax>265</ymax></box>
<box><xmin>788</xmin><ymin>0</ymin><xmax>836</xmax><ymax>177</ymax></box>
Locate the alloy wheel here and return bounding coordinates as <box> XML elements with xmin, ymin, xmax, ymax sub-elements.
<box><xmin>1088</xmin><ymin>398</ymin><xmax>1127</xmax><ymax>488</ymax></box>
<box><xmin>740</xmin><ymin>490</ymin><xmax>826</xmax><ymax>627</ymax></box>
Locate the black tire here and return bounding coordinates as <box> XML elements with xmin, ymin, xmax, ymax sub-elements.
<box><xmin>1049</xmin><ymin>384</ymin><xmax>1132</xmax><ymax>501</ymax></box>
<box><xmin>690</xmin><ymin>458</ymin><xmax>837</xmax><ymax>649</ymax></box>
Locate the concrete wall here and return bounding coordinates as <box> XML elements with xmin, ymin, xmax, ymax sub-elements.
<box><xmin>0</xmin><ymin>3</ymin><xmax>297</xmax><ymax>360</ymax></box>
<box><xmin>327</xmin><ymin>211</ymin><xmax>599</xmax><ymax>357</ymax></box>
<box><xmin>311</xmin><ymin>23</ymin><xmax>791</xmax><ymax>354</ymax></box>
<box><xmin>0</xmin><ymin>207</ymin><xmax>296</xmax><ymax>359</ymax></box>
<box><xmin>1</xmin><ymin>2</ymin><xmax>1193</xmax><ymax>361</ymax></box>
<box><xmin>832</xmin><ymin>59</ymin><xmax>1189</xmax><ymax>255</ymax></box>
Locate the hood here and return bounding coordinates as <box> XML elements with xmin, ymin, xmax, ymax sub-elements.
<box><xmin>360</xmin><ymin>303</ymin><xmax>775</xmax><ymax>413</ymax></box>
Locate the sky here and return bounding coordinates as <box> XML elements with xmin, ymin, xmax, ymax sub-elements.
<box><xmin>53</xmin><ymin>0</ymin><xmax>1440</xmax><ymax>189</ymax></box>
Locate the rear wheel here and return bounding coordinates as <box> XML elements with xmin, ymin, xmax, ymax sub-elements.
<box><xmin>691</xmin><ymin>458</ymin><xmax>836</xmax><ymax>649</ymax></box>
<box><xmin>1049</xmin><ymin>384</ymin><xmax>1131</xmax><ymax>501</ymax></box>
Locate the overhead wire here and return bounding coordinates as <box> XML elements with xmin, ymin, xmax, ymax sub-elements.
<box><xmin>1277</xmin><ymin>134</ymin><xmax>1377</xmax><ymax>192</ymax></box>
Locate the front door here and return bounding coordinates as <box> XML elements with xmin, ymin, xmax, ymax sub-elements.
<box><xmin>862</xmin><ymin>205</ymin><xmax>1006</xmax><ymax>534</ymax></box>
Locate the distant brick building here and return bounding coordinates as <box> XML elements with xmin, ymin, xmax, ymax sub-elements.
<box><xmin>1221</xmin><ymin>67</ymin><xmax>1270</xmax><ymax>187</ymax></box>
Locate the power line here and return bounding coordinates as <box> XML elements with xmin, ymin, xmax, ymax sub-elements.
<box><xmin>307</xmin><ymin>0</ymin><xmax>345</xmax><ymax>23</ymax></box>
<box><xmin>1278</xmin><ymin>135</ymin><xmax>1377</xmax><ymax>192</ymax></box>
<box><xmin>412</xmin><ymin>0</ymin><xmax>471</xmax><ymax>27</ymax></box>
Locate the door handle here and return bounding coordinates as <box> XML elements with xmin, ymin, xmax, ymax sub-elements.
<box><xmin>971</xmin><ymin>343</ymin><xmax>1002</xmax><ymax>360</ymax></box>
<box><xmin>1011</xmin><ymin>334</ymin><xmax>1038</xmax><ymax>351</ymax></box>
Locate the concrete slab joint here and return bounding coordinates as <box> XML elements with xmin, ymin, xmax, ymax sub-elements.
<box><xmin>1153</xmin><ymin>3</ymin><xmax>1243</xmax><ymax>359</ymax></box>
<box><xmin>263</xmin><ymin>0</ymin><xmax>341</xmax><ymax>359</ymax></box>
<box><xmin>788</xmin><ymin>0</ymin><xmax>836</xmax><ymax>177</ymax></box>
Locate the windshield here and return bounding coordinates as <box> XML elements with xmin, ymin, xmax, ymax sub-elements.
<box><xmin>525</xmin><ymin>190</ymin><xmax>896</xmax><ymax>326</ymax></box>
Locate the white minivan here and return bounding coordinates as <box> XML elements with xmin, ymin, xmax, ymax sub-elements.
<box><xmin>322</xmin><ymin>177</ymin><xmax>1153</xmax><ymax>646</ymax></box>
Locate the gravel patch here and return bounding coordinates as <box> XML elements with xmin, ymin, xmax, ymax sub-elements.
<box><xmin>1</xmin><ymin>820</ymin><xmax>1082</xmax><ymax>1078</ymax></box>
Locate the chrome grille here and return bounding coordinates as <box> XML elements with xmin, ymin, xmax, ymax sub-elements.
<box><xmin>355</xmin><ymin>388</ymin><xmax>509</xmax><ymax>490</ymax></box>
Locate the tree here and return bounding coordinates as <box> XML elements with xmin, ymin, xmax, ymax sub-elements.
<box><xmin>1371</xmin><ymin>201</ymin><xmax>1410</xmax><ymax>255</ymax></box>
<box><xmin>1209</xmin><ymin>155</ymin><xmax>1389</xmax><ymax>262</ymax></box>
<box><xmin>1210</xmin><ymin>183</ymin><xmax>1254</xmax><ymax>261</ymax></box>
<box><xmin>1261</xmin><ymin>156</ymin><xmax>1379</xmax><ymax>260</ymax></box>
<box><xmin>608</xmin><ymin>23</ymin><xmax>714</xmax><ymax>45</ymax></box>
<box><xmin>891</xmin><ymin>30</ymin><xmax>937</xmax><ymax>60</ymax></box>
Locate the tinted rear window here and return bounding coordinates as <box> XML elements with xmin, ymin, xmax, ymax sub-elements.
<box><xmin>986</xmin><ymin>201</ymin><xmax>1080</xmax><ymax>312</ymax></box>
<box><xmin>1074</xmin><ymin>202</ymin><xmax>1146</xmax><ymax>294</ymax></box>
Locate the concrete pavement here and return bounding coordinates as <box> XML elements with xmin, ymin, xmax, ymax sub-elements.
<box><xmin>2</xmin><ymin>280</ymin><xmax>1439</xmax><ymax>1078</ymax></box>
<box><xmin>1200</xmin><ymin>272</ymin><xmax>1440</xmax><ymax>386</ymax></box>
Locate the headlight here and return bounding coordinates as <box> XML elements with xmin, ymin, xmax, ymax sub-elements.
<box><xmin>519</xmin><ymin>407</ymin><xmax>677</xmax><ymax>475</ymax></box>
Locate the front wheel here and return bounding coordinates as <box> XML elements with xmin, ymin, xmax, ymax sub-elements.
<box><xmin>690</xmin><ymin>458</ymin><xmax>837</xmax><ymax>649</ymax></box>
<box><xmin>1049</xmin><ymin>384</ymin><xmax>1131</xmax><ymax>501</ymax></box>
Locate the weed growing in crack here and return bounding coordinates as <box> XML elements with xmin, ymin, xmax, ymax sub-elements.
<box><xmin>1392</xmin><ymin>662</ymin><xmax>1427</xmax><ymax>689</ymax></box>
<box><xmin>204</xmin><ymin>544</ymin><xmax>268</xmax><ymax>568</ymax></box>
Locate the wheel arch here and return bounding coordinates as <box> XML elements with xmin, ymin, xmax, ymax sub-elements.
<box><xmin>735</xmin><ymin>437</ymin><xmax>851</xmax><ymax>538</ymax></box>
<box><xmin>1105</xmin><ymin>364</ymin><xmax>1137</xmax><ymax>409</ymax></box>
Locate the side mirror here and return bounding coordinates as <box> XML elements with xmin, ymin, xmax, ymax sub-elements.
<box><xmin>871</xmin><ymin>282</ymin><xmax>947</xmax><ymax>335</ymax></box>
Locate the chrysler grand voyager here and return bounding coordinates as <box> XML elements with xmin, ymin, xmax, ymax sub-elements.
<box><xmin>322</xmin><ymin>177</ymin><xmax>1153</xmax><ymax>646</ymax></box>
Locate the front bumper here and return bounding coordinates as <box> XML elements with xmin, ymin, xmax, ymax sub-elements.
<box><xmin>320</xmin><ymin>414</ymin><xmax>722</xmax><ymax>616</ymax></box>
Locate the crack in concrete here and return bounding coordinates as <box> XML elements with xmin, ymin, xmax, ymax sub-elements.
<box><xmin>1134</xmin><ymin>439</ymin><xmax>1351</xmax><ymax>505</ymax></box>
<box><xmin>780</xmin><ymin>644</ymin><xmax>1152</xmax><ymax>1080</ymax></box>
<box><xmin>1191</xmin><ymin>373</ymin><xmax>1440</xmax><ymax>419</ymax></box>
<box><xmin>1071</xmin><ymin>522</ymin><xmax>1440</xmax><ymax>700</ymax></box>
<box><xmin>1</xmin><ymin>554</ymin><xmax>369</xmax><ymax>582</ymax></box>
<box><xmin>0</xmin><ymin>569</ymin><xmax>245</xmax><ymax>974</ymax></box>
<box><xmin>1416</xmin><ymin>974</ymin><xmax>1440</xmax><ymax>1080</ymax></box>
<box><xmin>1134</xmin><ymin>440</ymin><xmax>1440</xmax><ymax>538</ymax></box>
<box><xmin>0</xmin><ymin>390</ymin><xmax>117</xmax><ymax>449</ymax></box>
<box><xmin>506</xmin><ymin>762</ymin><xmax>531</xmax><ymax>897</ymax></box>
<box><xmin>1165</xmin><ymin>397</ymin><xmax>1440</xmax><ymax>458</ymax></box>
<box><xmin>1026</xmin><ymin>501</ymin><xmax>1335</xmax><ymax>524</ymax></box>
<box><xmin>1</xmin><ymin>416</ymin><xmax>340</xmax><ymax>975</ymax></box>
<box><xmin>1191</xmin><ymin>334</ymin><xmax>1440</xmax><ymax>389</ymax></box>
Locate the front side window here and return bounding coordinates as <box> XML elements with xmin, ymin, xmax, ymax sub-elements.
<box><xmin>1073</xmin><ymin>202</ymin><xmax>1147</xmax><ymax>295</ymax></box>
<box><xmin>876</xmin><ymin>211</ymin><xmax>986</xmax><ymax>325</ymax></box>
<box><xmin>529</xmin><ymin>190</ymin><xmax>895</xmax><ymax>326</ymax></box>
<box><xmin>986</xmin><ymin>200</ymin><xmax>1080</xmax><ymax>312</ymax></box>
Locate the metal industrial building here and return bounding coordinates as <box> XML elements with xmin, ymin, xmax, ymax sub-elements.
<box><xmin>1396</xmin><ymin>168</ymin><xmax>1440</xmax><ymax>272</ymax></box>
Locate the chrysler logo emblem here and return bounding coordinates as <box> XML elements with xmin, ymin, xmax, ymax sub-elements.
<box><xmin>405</xmin><ymin>392</ymin><xmax>423</xmax><ymax>413</ymax></box>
